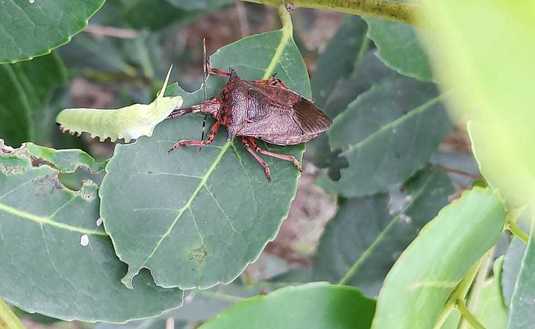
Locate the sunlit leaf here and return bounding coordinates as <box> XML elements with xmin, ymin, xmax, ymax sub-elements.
<box><xmin>418</xmin><ymin>1</ymin><xmax>535</xmax><ymax>207</ymax></box>
<box><xmin>199</xmin><ymin>283</ymin><xmax>375</xmax><ymax>329</ymax></box>
<box><xmin>372</xmin><ymin>188</ymin><xmax>505</xmax><ymax>329</ymax></box>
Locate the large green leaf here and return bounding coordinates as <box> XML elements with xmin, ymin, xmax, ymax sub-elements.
<box><xmin>418</xmin><ymin>1</ymin><xmax>535</xmax><ymax>207</ymax></box>
<box><xmin>372</xmin><ymin>188</ymin><xmax>506</xmax><ymax>329</ymax></box>
<box><xmin>199</xmin><ymin>283</ymin><xmax>375</xmax><ymax>329</ymax></box>
<box><xmin>0</xmin><ymin>0</ymin><xmax>105</xmax><ymax>63</ymax></box>
<box><xmin>0</xmin><ymin>141</ymin><xmax>183</xmax><ymax>322</ymax></box>
<box><xmin>100</xmin><ymin>12</ymin><xmax>311</xmax><ymax>290</ymax></box>
<box><xmin>313</xmin><ymin>169</ymin><xmax>453</xmax><ymax>296</ymax></box>
<box><xmin>364</xmin><ymin>17</ymin><xmax>432</xmax><ymax>81</ymax></box>
<box><xmin>322</xmin><ymin>76</ymin><xmax>450</xmax><ymax>197</ymax></box>
<box><xmin>0</xmin><ymin>54</ymin><xmax>66</xmax><ymax>146</ymax></box>
<box><xmin>507</xmin><ymin>217</ymin><xmax>535</xmax><ymax>329</ymax></box>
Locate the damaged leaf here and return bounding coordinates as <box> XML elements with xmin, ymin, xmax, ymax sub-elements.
<box><xmin>0</xmin><ymin>141</ymin><xmax>183</xmax><ymax>322</ymax></box>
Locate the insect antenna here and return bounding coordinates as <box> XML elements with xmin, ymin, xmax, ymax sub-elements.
<box><xmin>199</xmin><ymin>37</ymin><xmax>209</xmax><ymax>150</ymax></box>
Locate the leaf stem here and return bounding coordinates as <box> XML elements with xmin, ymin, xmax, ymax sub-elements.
<box><xmin>0</xmin><ymin>298</ymin><xmax>25</xmax><ymax>329</ymax></box>
<box><xmin>459</xmin><ymin>248</ymin><xmax>494</xmax><ymax>329</ymax></box>
<box><xmin>241</xmin><ymin>0</ymin><xmax>418</xmax><ymax>25</ymax></box>
<box><xmin>506</xmin><ymin>220</ymin><xmax>529</xmax><ymax>244</ymax></box>
<box><xmin>455</xmin><ymin>299</ymin><xmax>486</xmax><ymax>329</ymax></box>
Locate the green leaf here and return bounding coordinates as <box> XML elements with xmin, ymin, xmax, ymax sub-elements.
<box><xmin>0</xmin><ymin>141</ymin><xmax>183</xmax><ymax>322</ymax></box>
<box><xmin>502</xmin><ymin>234</ymin><xmax>527</xmax><ymax>307</ymax></box>
<box><xmin>165</xmin><ymin>0</ymin><xmax>233</xmax><ymax>10</ymax></box>
<box><xmin>314</xmin><ymin>169</ymin><xmax>453</xmax><ymax>296</ymax></box>
<box><xmin>311</xmin><ymin>16</ymin><xmax>369</xmax><ymax>110</ymax></box>
<box><xmin>372</xmin><ymin>187</ymin><xmax>506</xmax><ymax>329</ymax></box>
<box><xmin>120</xmin><ymin>0</ymin><xmax>200</xmax><ymax>30</ymax></box>
<box><xmin>323</xmin><ymin>76</ymin><xmax>450</xmax><ymax>197</ymax></box>
<box><xmin>472</xmin><ymin>258</ymin><xmax>507</xmax><ymax>329</ymax></box>
<box><xmin>507</xmin><ymin>217</ymin><xmax>535</xmax><ymax>329</ymax></box>
<box><xmin>364</xmin><ymin>17</ymin><xmax>432</xmax><ymax>81</ymax></box>
<box><xmin>56</xmin><ymin>68</ymin><xmax>182</xmax><ymax>143</ymax></box>
<box><xmin>418</xmin><ymin>1</ymin><xmax>535</xmax><ymax>207</ymax></box>
<box><xmin>101</xmin><ymin>12</ymin><xmax>310</xmax><ymax>290</ymax></box>
<box><xmin>0</xmin><ymin>54</ymin><xmax>66</xmax><ymax>146</ymax></box>
<box><xmin>0</xmin><ymin>0</ymin><xmax>105</xmax><ymax>63</ymax></box>
<box><xmin>199</xmin><ymin>283</ymin><xmax>375</xmax><ymax>329</ymax></box>
<box><xmin>306</xmin><ymin>16</ymin><xmax>368</xmax><ymax>170</ymax></box>
<box><xmin>59</xmin><ymin>33</ymin><xmax>136</xmax><ymax>75</ymax></box>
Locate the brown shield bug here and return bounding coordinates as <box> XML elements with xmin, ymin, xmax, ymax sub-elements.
<box><xmin>167</xmin><ymin>46</ymin><xmax>331</xmax><ymax>181</ymax></box>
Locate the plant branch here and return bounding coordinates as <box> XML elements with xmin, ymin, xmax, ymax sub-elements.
<box><xmin>241</xmin><ymin>0</ymin><xmax>418</xmax><ymax>25</ymax></box>
<box><xmin>456</xmin><ymin>299</ymin><xmax>486</xmax><ymax>329</ymax></box>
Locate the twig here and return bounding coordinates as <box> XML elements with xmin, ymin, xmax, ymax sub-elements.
<box><xmin>84</xmin><ymin>25</ymin><xmax>139</xmax><ymax>39</ymax></box>
<box><xmin>506</xmin><ymin>221</ymin><xmax>529</xmax><ymax>244</ymax></box>
<box><xmin>456</xmin><ymin>299</ymin><xmax>486</xmax><ymax>329</ymax></box>
<box><xmin>241</xmin><ymin>0</ymin><xmax>418</xmax><ymax>25</ymax></box>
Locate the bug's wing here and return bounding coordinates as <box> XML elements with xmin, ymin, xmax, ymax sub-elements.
<box><xmin>237</xmin><ymin>86</ymin><xmax>332</xmax><ymax>145</ymax></box>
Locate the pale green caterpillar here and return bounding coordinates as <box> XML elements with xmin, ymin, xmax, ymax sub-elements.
<box><xmin>56</xmin><ymin>68</ymin><xmax>182</xmax><ymax>143</ymax></box>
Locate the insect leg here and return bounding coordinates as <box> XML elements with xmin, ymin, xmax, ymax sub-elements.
<box><xmin>249</xmin><ymin>138</ymin><xmax>302</xmax><ymax>172</ymax></box>
<box><xmin>168</xmin><ymin>121</ymin><xmax>221</xmax><ymax>151</ymax></box>
<box><xmin>167</xmin><ymin>106</ymin><xmax>197</xmax><ymax>119</ymax></box>
<box><xmin>240</xmin><ymin>137</ymin><xmax>272</xmax><ymax>182</ymax></box>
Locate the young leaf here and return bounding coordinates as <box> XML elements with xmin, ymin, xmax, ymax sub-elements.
<box><xmin>100</xmin><ymin>10</ymin><xmax>310</xmax><ymax>290</ymax></box>
<box><xmin>0</xmin><ymin>0</ymin><xmax>105</xmax><ymax>63</ymax></box>
<box><xmin>0</xmin><ymin>54</ymin><xmax>66</xmax><ymax>146</ymax></box>
<box><xmin>314</xmin><ymin>169</ymin><xmax>453</xmax><ymax>297</ymax></box>
<box><xmin>199</xmin><ymin>283</ymin><xmax>375</xmax><ymax>329</ymax></box>
<box><xmin>364</xmin><ymin>17</ymin><xmax>433</xmax><ymax>81</ymax></box>
<box><xmin>507</xmin><ymin>217</ymin><xmax>535</xmax><ymax>329</ymax></box>
<box><xmin>372</xmin><ymin>188</ymin><xmax>506</xmax><ymax>329</ymax></box>
<box><xmin>323</xmin><ymin>76</ymin><xmax>450</xmax><ymax>197</ymax></box>
<box><xmin>418</xmin><ymin>1</ymin><xmax>535</xmax><ymax>207</ymax></box>
<box><xmin>0</xmin><ymin>299</ymin><xmax>24</xmax><ymax>329</ymax></box>
<box><xmin>0</xmin><ymin>141</ymin><xmax>183</xmax><ymax>322</ymax></box>
<box><xmin>56</xmin><ymin>68</ymin><xmax>182</xmax><ymax>143</ymax></box>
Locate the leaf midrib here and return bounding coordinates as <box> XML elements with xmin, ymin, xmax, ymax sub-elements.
<box><xmin>0</xmin><ymin>201</ymin><xmax>105</xmax><ymax>236</ymax></box>
<box><xmin>339</xmin><ymin>95</ymin><xmax>442</xmax><ymax>156</ymax></box>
